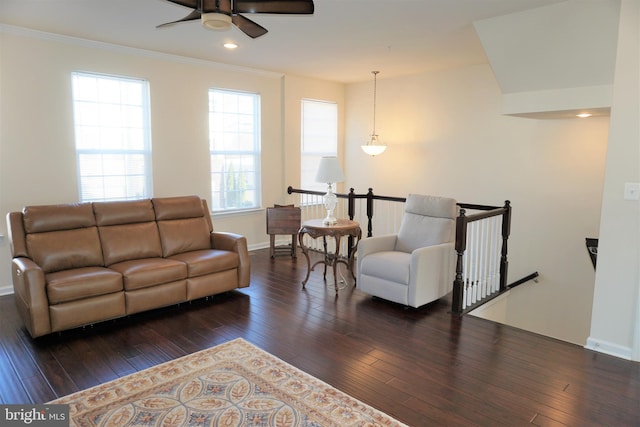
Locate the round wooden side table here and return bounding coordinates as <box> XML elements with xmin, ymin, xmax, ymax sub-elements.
<box><xmin>298</xmin><ymin>218</ymin><xmax>362</xmax><ymax>292</ymax></box>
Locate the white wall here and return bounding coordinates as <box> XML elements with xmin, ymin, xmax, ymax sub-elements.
<box><xmin>587</xmin><ymin>0</ymin><xmax>640</xmax><ymax>361</ymax></box>
<box><xmin>0</xmin><ymin>27</ymin><xmax>344</xmax><ymax>293</ymax></box>
<box><xmin>345</xmin><ymin>65</ymin><xmax>609</xmax><ymax>345</ymax></box>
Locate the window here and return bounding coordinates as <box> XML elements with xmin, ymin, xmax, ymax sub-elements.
<box><xmin>301</xmin><ymin>99</ymin><xmax>338</xmax><ymax>192</ymax></box>
<box><xmin>71</xmin><ymin>72</ymin><xmax>152</xmax><ymax>202</ymax></box>
<box><xmin>209</xmin><ymin>88</ymin><xmax>261</xmax><ymax>211</ymax></box>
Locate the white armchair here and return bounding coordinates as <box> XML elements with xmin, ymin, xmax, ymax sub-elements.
<box><xmin>357</xmin><ymin>194</ymin><xmax>457</xmax><ymax>308</ymax></box>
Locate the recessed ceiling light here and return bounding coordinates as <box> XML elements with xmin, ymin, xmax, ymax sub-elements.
<box><xmin>577</xmin><ymin>113</ymin><xmax>593</xmax><ymax>118</ymax></box>
<box><xmin>223</xmin><ymin>42</ymin><xmax>238</xmax><ymax>50</ymax></box>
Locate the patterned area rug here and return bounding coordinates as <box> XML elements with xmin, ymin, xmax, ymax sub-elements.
<box><xmin>50</xmin><ymin>338</ymin><xmax>408</xmax><ymax>426</ymax></box>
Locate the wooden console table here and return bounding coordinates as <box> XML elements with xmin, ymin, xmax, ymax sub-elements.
<box><xmin>298</xmin><ymin>218</ymin><xmax>362</xmax><ymax>292</ymax></box>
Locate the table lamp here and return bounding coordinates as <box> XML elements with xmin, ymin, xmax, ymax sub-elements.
<box><xmin>315</xmin><ymin>156</ymin><xmax>344</xmax><ymax>225</ymax></box>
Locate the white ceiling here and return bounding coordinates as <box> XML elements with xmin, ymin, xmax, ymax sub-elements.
<box><xmin>1</xmin><ymin>0</ymin><xmax>563</xmax><ymax>83</ymax></box>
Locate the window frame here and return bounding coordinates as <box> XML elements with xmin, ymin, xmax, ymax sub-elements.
<box><xmin>208</xmin><ymin>87</ymin><xmax>262</xmax><ymax>213</ymax></box>
<box><xmin>301</xmin><ymin>98</ymin><xmax>339</xmax><ymax>194</ymax></box>
<box><xmin>71</xmin><ymin>71</ymin><xmax>153</xmax><ymax>203</ymax></box>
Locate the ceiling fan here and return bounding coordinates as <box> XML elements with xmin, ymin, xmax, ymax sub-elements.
<box><xmin>157</xmin><ymin>0</ymin><xmax>315</xmax><ymax>39</ymax></box>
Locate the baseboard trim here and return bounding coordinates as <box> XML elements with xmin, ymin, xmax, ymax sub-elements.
<box><xmin>585</xmin><ymin>337</ymin><xmax>633</xmax><ymax>361</ymax></box>
<box><xmin>0</xmin><ymin>285</ymin><xmax>14</xmax><ymax>296</ymax></box>
<box><xmin>248</xmin><ymin>242</ymin><xmax>271</xmax><ymax>251</ymax></box>
<box><xmin>248</xmin><ymin>239</ymin><xmax>296</xmax><ymax>252</ymax></box>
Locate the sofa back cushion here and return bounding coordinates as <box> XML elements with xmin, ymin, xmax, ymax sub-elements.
<box><xmin>94</xmin><ymin>199</ymin><xmax>162</xmax><ymax>266</ymax></box>
<box><xmin>22</xmin><ymin>203</ymin><xmax>103</xmax><ymax>273</ymax></box>
<box><xmin>153</xmin><ymin>196</ymin><xmax>211</xmax><ymax>257</ymax></box>
<box><xmin>93</xmin><ymin>199</ymin><xmax>156</xmax><ymax>226</ymax></box>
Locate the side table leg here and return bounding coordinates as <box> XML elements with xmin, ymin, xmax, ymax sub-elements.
<box><xmin>333</xmin><ymin>235</ymin><xmax>341</xmax><ymax>292</ymax></box>
<box><xmin>322</xmin><ymin>236</ymin><xmax>328</xmax><ymax>279</ymax></box>
<box><xmin>351</xmin><ymin>230</ymin><xmax>361</xmax><ymax>285</ymax></box>
<box><xmin>299</xmin><ymin>232</ymin><xmax>311</xmax><ymax>288</ymax></box>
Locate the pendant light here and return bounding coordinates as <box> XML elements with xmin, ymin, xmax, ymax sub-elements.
<box><xmin>361</xmin><ymin>71</ymin><xmax>387</xmax><ymax>156</ymax></box>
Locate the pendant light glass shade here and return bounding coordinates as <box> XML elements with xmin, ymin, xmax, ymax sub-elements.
<box><xmin>362</xmin><ymin>134</ymin><xmax>386</xmax><ymax>156</ymax></box>
<box><xmin>361</xmin><ymin>71</ymin><xmax>387</xmax><ymax>156</ymax></box>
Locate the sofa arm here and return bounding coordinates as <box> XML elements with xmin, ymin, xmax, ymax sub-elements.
<box><xmin>408</xmin><ymin>242</ymin><xmax>456</xmax><ymax>307</ymax></box>
<box><xmin>12</xmin><ymin>257</ymin><xmax>51</xmax><ymax>338</ymax></box>
<box><xmin>211</xmin><ymin>232</ymin><xmax>251</xmax><ymax>288</ymax></box>
<box><xmin>356</xmin><ymin>234</ymin><xmax>397</xmax><ymax>278</ymax></box>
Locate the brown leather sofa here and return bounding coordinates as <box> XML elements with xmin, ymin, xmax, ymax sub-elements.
<box><xmin>6</xmin><ymin>195</ymin><xmax>250</xmax><ymax>338</ymax></box>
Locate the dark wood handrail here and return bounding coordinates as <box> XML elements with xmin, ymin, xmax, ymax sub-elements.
<box><xmin>288</xmin><ymin>186</ymin><xmax>501</xmax><ymax>238</ymax></box>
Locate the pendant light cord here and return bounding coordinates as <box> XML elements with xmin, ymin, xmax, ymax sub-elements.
<box><xmin>371</xmin><ymin>71</ymin><xmax>379</xmax><ymax>135</ymax></box>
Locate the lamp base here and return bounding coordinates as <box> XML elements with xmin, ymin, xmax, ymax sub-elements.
<box><xmin>322</xmin><ymin>215</ymin><xmax>337</xmax><ymax>226</ymax></box>
<box><xmin>322</xmin><ymin>187</ymin><xmax>338</xmax><ymax>226</ymax></box>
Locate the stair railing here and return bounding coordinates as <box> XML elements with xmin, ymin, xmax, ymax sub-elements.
<box><xmin>452</xmin><ymin>202</ymin><xmax>510</xmax><ymax>314</ymax></box>
<box><xmin>286</xmin><ymin>187</ymin><xmax>536</xmax><ymax>314</ymax></box>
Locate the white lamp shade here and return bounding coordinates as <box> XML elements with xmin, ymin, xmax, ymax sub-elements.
<box><xmin>315</xmin><ymin>156</ymin><xmax>345</xmax><ymax>183</ymax></box>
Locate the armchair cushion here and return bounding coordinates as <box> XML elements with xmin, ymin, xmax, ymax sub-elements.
<box><xmin>360</xmin><ymin>251</ymin><xmax>410</xmax><ymax>285</ymax></box>
<box><xmin>396</xmin><ymin>194</ymin><xmax>457</xmax><ymax>253</ymax></box>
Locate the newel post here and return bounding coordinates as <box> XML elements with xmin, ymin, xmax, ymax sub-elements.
<box><xmin>452</xmin><ymin>208</ymin><xmax>467</xmax><ymax>314</ymax></box>
<box><xmin>499</xmin><ymin>200</ymin><xmax>511</xmax><ymax>292</ymax></box>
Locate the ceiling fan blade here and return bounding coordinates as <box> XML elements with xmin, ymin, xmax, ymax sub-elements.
<box><xmin>232</xmin><ymin>14</ymin><xmax>268</xmax><ymax>38</ymax></box>
<box><xmin>233</xmin><ymin>0</ymin><xmax>314</xmax><ymax>14</ymax></box>
<box><xmin>156</xmin><ymin>9</ymin><xmax>202</xmax><ymax>28</ymax></box>
<box><xmin>163</xmin><ymin>0</ymin><xmax>199</xmax><ymax>9</ymax></box>
<box><xmin>163</xmin><ymin>0</ymin><xmax>233</xmax><ymax>13</ymax></box>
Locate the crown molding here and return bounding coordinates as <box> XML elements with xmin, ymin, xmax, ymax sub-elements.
<box><xmin>0</xmin><ymin>23</ymin><xmax>284</xmax><ymax>79</ymax></box>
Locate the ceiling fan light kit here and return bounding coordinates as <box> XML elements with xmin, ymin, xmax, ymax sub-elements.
<box><xmin>201</xmin><ymin>13</ymin><xmax>232</xmax><ymax>30</ymax></box>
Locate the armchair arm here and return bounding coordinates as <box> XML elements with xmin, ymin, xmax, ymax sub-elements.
<box><xmin>408</xmin><ymin>242</ymin><xmax>456</xmax><ymax>307</ymax></box>
<box><xmin>356</xmin><ymin>234</ymin><xmax>397</xmax><ymax>277</ymax></box>
<box><xmin>12</xmin><ymin>257</ymin><xmax>51</xmax><ymax>338</ymax></box>
<box><xmin>211</xmin><ymin>232</ymin><xmax>251</xmax><ymax>288</ymax></box>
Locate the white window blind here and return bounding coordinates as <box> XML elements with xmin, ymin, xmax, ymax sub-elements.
<box><xmin>71</xmin><ymin>72</ymin><xmax>152</xmax><ymax>202</ymax></box>
<box><xmin>301</xmin><ymin>99</ymin><xmax>338</xmax><ymax>192</ymax></box>
<box><xmin>209</xmin><ymin>88</ymin><xmax>261</xmax><ymax>211</ymax></box>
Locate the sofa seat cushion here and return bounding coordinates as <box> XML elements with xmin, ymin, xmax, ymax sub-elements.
<box><xmin>360</xmin><ymin>251</ymin><xmax>411</xmax><ymax>285</ymax></box>
<box><xmin>46</xmin><ymin>267</ymin><xmax>123</xmax><ymax>305</ymax></box>
<box><xmin>109</xmin><ymin>258</ymin><xmax>187</xmax><ymax>291</ymax></box>
<box><xmin>168</xmin><ymin>249</ymin><xmax>239</xmax><ymax>278</ymax></box>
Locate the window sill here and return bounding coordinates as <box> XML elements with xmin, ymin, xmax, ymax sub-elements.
<box><xmin>211</xmin><ymin>208</ymin><xmax>264</xmax><ymax>218</ymax></box>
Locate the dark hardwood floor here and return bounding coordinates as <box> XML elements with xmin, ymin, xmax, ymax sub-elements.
<box><xmin>1</xmin><ymin>248</ymin><xmax>639</xmax><ymax>426</ymax></box>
